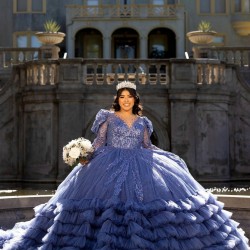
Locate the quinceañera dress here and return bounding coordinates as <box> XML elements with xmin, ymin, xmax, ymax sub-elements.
<box><xmin>0</xmin><ymin>109</ymin><xmax>249</xmax><ymax>250</ymax></box>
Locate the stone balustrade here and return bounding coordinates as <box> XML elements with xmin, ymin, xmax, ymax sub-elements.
<box><xmin>66</xmin><ymin>4</ymin><xmax>178</xmax><ymax>19</ymax></box>
<box><xmin>198</xmin><ymin>46</ymin><xmax>250</xmax><ymax>67</ymax></box>
<box><xmin>16</xmin><ymin>58</ymin><xmax>226</xmax><ymax>87</ymax></box>
<box><xmin>0</xmin><ymin>47</ymin><xmax>54</xmax><ymax>70</ymax></box>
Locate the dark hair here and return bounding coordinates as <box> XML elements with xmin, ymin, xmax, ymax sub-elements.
<box><xmin>111</xmin><ymin>88</ymin><xmax>143</xmax><ymax>115</ymax></box>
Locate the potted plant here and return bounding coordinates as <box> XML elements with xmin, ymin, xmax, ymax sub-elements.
<box><xmin>36</xmin><ymin>19</ymin><xmax>65</xmax><ymax>45</ymax></box>
<box><xmin>186</xmin><ymin>20</ymin><xmax>217</xmax><ymax>45</ymax></box>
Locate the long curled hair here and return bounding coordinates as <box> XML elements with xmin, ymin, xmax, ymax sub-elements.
<box><xmin>111</xmin><ymin>88</ymin><xmax>143</xmax><ymax>115</ymax></box>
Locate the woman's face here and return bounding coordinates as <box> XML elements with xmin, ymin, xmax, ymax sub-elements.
<box><xmin>118</xmin><ymin>89</ymin><xmax>135</xmax><ymax>112</ymax></box>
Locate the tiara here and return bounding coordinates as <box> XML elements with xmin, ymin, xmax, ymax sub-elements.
<box><xmin>116</xmin><ymin>81</ymin><xmax>136</xmax><ymax>91</ymax></box>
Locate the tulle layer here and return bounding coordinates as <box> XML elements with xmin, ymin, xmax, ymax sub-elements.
<box><xmin>1</xmin><ymin>191</ymin><xmax>249</xmax><ymax>250</ymax></box>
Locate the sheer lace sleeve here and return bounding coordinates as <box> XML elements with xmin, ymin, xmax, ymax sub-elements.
<box><xmin>92</xmin><ymin>120</ymin><xmax>108</xmax><ymax>150</ymax></box>
<box><xmin>91</xmin><ymin>109</ymin><xmax>109</xmax><ymax>151</ymax></box>
<box><xmin>142</xmin><ymin>117</ymin><xmax>160</xmax><ymax>150</ymax></box>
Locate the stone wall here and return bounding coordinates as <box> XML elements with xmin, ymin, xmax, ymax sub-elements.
<box><xmin>0</xmin><ymin>59</ymin><xmax>250</xmax><ymax>185</ymax></box>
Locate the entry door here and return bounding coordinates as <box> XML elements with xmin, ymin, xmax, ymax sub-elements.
<box><xmin>114</xmin><ymin>39</ymin><xmax>136</xmax><ymax>59</ymax></box>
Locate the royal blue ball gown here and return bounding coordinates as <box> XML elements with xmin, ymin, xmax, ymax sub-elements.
<box><xmin>0</xmin><ymin>109</ymin><xmax>249</xmax><ymax>250</ymax></box>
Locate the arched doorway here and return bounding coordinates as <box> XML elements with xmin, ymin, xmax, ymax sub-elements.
<box><xmin>75</xmin><ymin>28</ymin><xmax>103</xmax><ymax>58</ymax></box>
<box><xmin>112</xmin><ymin>28</ymin><xmax>139</xmax><ymax>59</ymax></box>
<box><xmin>148</xmin><ymin>28</ymin><xmax>176</xmax><ymax>59</ymax></box>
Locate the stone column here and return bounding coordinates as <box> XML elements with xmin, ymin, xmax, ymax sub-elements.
<box><xmin>103</xmin><ymin>36</ymin><xmax>111</xmax><ymax>59</ymax></box>
<box><xmin>140</xmin><ymin>36</ymin><xmax>147</xmax><ymax>59</ymax></box>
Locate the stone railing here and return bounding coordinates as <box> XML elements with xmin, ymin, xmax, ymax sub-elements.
<box><xmin>198</xmin><ymin>46</ymin><xmax>250</xmax><ymax>67</ymax></box>
<box><xmin>15</xmin><ymin>58</ymin><xmax>226</xmax><ymax>87</ymax></box>
<box><xmin>66</xmin><ymin>4</ymin><xmax>178</xmax><ymax>19</ymax></box>
<box><xmin>196</xmin><ymin>59</ymin><xmax>226</xmax><ymax>85</ymax></box>
<box><xmin>0</xmin><ymin>47</ymin><xmax>54</xmax><ymax>70</ymax></box>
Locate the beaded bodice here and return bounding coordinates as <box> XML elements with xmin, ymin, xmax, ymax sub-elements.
<box><xmin>91</xmin><ymin>109</ymin><xmax>154</xmax><ymax>150</ymax></box>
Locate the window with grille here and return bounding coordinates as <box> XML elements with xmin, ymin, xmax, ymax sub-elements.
<box><xmin>232</xmin><ymin>0</ymin><xmax>250</xmax><ymax>13</ymax></box>
<box><xmin>197</xmin><ymin>0</ymin><xmax>227</xmax><ymax>14</ymax></box>
<box><xmin>13</xmin><ymin>0</ymin><xmax>46</xmax><ymax>13</ymax></box>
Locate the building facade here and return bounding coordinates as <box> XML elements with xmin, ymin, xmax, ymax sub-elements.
<box><xmin>0</xmin><ymin>0</ymin><xmax>250</xmax><ymax>59</ymax></box>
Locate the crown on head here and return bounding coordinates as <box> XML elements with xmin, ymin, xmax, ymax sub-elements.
<box><xmin>116</xmin><ymin>81</ymin><xmax>136</xmax><ymax>91</ymax></box>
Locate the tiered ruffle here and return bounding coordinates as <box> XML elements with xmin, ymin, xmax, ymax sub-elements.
<box><xmin>1</xmin><ymin>191</ymin><xmax>249</xmax><ymax>250</ymax></box>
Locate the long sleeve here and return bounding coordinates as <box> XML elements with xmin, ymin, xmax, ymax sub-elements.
<box><xmin>92</xmin><ymin>120</ymin><xmax>108</xmax><ymax>150</ymax></box>
<box><xmin>142</xmin><ymin>126</ymin><xmax>160</xmax><ymax>150</ymax></box>
<box><xmin>142</xmin><ymin>116</ymin><xmax>159</xmax><ymax>150</ymax></box>
<box><xmin>91</xmin><ymin>109</ymin><xmax>110</xmax><ymax>151</ymax></box>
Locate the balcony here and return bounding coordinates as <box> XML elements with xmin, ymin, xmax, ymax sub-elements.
<box><xmin>66</xmin><ymin>4</ymin><xmax>179</xmax><ymax>20</ymax></box>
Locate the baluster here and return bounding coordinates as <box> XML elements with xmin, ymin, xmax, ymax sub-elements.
<box><xmin>27</xmin><ymin>66</ymin><xmax>30</xmax><ymax>85</ymax></box>
<box><xmin>93</xmin><ymin>63</ymin><xmax>97</xmax><ymax>85</ymax></box>
<box><xmin>201</xmin><ymin>64</ymin><xmax>206</xmax><ymax>84</ymax></box>
<box><xmin>103</xmin><ymin>63</ymin><xmax>107</xmax><ymax>85</ymax></box>
<box><xmin>37</xmin><ymin>64</ymin><xmax>42</xmax><ymax>85</ymax></box>
<box><xmin>156</xmin><ymin>63</ymin><xmax>160</xmax><ymax>85</ymax></box>
<box><xmin>133</xmin><ymin>63</ymin><xmax>139</xmax><ymax>85</ymax></box>
<box><xmin>124</xmin><ymin>64</ymin><xmax>129</xmax><ymax>81</ymax></box>
<box><xmin>45</xmin><ymin>64</ymin><xmax>50</xmax><ymax>85</ymax></box>
<box><xmin>226</xmin><ymin>50</ymin><xmax>230</xmax><ymax>64</ymax></box>
<box><xmin>0</xmin><ymin>52</ymin><xmax>5</xmax><ymax>68</ymax></box>
<box><xmin>144</xmin><ymin>63</ymin><xmax>149</xmax><ymax>85</ymax></box>
<box><xmin>31</xmin><ymin>64</ymin><xmax>35</xmax><ymax>85</ymax></box>
<box><xmin>221</xmin><ymin>66</ymin><xmax>226</xmax><ymax>84</ymax></box>
<box><xmin>240</xmin><ymin>50</ymin><xmax>244</xmax><ymax>67</ymax></box>
<box><xmin>210</xmin><ymin>64</ymin><xmax>215</xmax><ymax>84</ymax></box>
<box><xmin>217</xmin><ymin>65</ymin><xmax>221</xmax><ymax>84</ymax></box>
<box><xmin>232</xmin><ymin>50</ymin><xmax>236</xmax><ymax>64</ymax></box>
<box><xmin>218</xmin><ymin>65</ymin><xmax>225</xmax><ymax>84</ymax></box>
<box><xmin>50</xmin><ymin>64</ymin><xmax>54</xmax><ymax>85</ymax></box>
<box><xmin>248</xmin><ymin>51</ymin><xmax>250</xmax><ymax>68</ymax></box>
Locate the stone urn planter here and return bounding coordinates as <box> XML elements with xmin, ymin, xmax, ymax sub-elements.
<box><xmin>36</xmin><ymin>20</ymin><xmax>65</xmax><ymax>59</ymax></box>
<box><xmin>186</xmin><ymin>30</ymin><xmax>217</xmax><ymax>45</ymax></box>
<box><xmin>186</xmin><ymin>21</ymin><xmax>217</xmax><ymax>58</ymax></box>
<box><xmin>36</xmin><ymin>32</ymin><xmax>65</xmax><ymax>45</ymax></box>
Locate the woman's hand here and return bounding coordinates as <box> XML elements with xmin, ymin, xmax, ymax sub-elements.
<box><xmin>79</xmin><ymin>158</ymin><xmax>89</xmax><ymax>166</ymax></box>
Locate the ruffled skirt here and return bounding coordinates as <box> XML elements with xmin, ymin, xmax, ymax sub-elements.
<box><xmin>0</xmin><ymin>147</ymin><xmax>249</xmax><ymax>249</ymax></box>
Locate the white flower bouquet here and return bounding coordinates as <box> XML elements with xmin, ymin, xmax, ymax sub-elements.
<box><xmin>63</xmin><ymin>137</ymin><xmax>94</xmax><ymax>167</ymax></box>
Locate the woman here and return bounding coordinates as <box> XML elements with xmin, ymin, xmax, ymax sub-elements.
<box><xmin>0</xmin><ymin>81</ymin><xmax>249</xmax><ymax>249</ymax></box>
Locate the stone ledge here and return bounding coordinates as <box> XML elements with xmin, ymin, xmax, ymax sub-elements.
<box><xmin>0</xmin><ymin>195</ymin><xmax>52</xmax><ymax>209</ymax></box>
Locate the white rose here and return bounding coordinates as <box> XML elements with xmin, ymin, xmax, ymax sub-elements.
<box><xmin>80</xmin><ymin>140</ymin><xmax>92</xmax><ymax>150</ymax></box>
<box><xmin>62</xmin><ymin>150</ymin><xmax>68</xmax><ymax>161</ymax></box>
<box><xmin>69</xmin><ymin>147</ymin><xmax>81</xmax><ymax>159</ymax></box>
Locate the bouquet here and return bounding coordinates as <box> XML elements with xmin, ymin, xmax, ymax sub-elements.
<box><xmin>63</xmin><ymin>137</ymin><xmax>94</xmax><ymax>167</ymax></box>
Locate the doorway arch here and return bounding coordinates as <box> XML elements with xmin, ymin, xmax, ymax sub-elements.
<box><xmin>75</xmin><ymin>28</ymin><xmax>103</xmax><ymax>58</ymax></box>
<box><xmin>112</xmin><ymin>28</ymin><xmax>139</xmax><ymax>59</ymax></box>
<box><xmin>148</xmin><ymin>28</ymin><xmax>176</xmax><ymax>59</ymax></box>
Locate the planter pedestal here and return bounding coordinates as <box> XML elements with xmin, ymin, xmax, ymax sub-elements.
<box><xmin>41</xmin><ymin>45</ymin><xmax>60</xmax><ymax>59</ymax></box>
<box><xmin>36</xmin><ymin>32</ymin><xmax>65</xmax><ymax>59</ymax></box>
